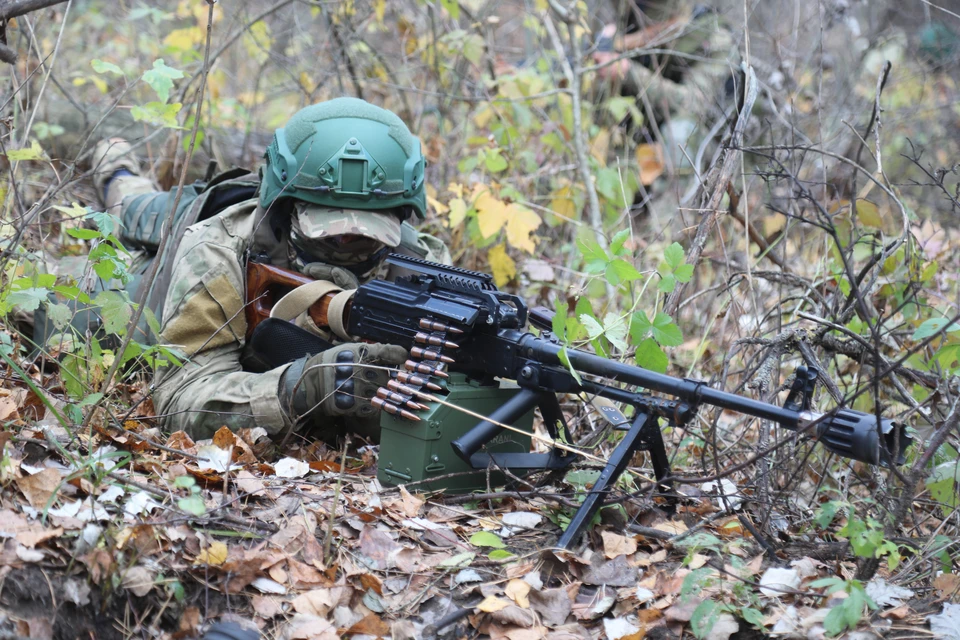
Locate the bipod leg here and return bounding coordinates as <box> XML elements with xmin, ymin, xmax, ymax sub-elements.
<box><xmin>556</xmin><ymin>411</ymin><xmax>653</xmax><ymax>550</ymax></box>
<box><xmin>639</xmin><ymin>412</ymin><xmax>675</xmax><ymax>511</ymax></box>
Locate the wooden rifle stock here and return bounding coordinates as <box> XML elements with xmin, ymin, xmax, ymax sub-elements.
<box><xmin>245</xmin><ymin>261</ymin><xmax>340</xmax><ymax>339</ymax></box>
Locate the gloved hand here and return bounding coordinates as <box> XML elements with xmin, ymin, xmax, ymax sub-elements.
<box><xmin>301</xmin><ymin>262</ymin><xmax>361</xmax><ymax>290</ymax></box>
<box><xmin>283</xmin><ymin>343</ymin><xmax>408</xmax><ymax>421</ymax></box>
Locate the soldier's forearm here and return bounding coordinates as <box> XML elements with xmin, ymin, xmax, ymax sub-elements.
<box><xmin>154</xmin><ymin>355</ymin><xmax>293</xmax><ymax>440</ymax></box>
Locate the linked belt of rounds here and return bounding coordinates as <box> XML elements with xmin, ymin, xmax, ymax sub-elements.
<box><xmin>370</xmin><ymin>317</ymin><xmax>462</xmax><ymax>422</ymax></box>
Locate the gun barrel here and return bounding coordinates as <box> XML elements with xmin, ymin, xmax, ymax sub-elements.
<box><xmin>523</xmin><ymin>335</ymin><xmax>801</xmax><ymax>425</ymax></box>
<box><xmin>519</xmin><ymin>334</ymin><xmax>910</xmax><ymax>465</ymax></box>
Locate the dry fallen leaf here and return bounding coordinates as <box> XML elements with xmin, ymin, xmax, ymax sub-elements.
<box><xmin>601</xmin><ymin>531</ymin><xmax>638</xmax><ymax>559</ymax></box>
<box><xmin>275</xmin><ymin>457</ymin><xmax>311</xmax><ymax>478</ymax></box>
<box><xmin>505</xmin><ymin>578</ymin><xmax>531</xmax><ymax>608</ymax></box>
<box><xmin>122</xmin><ymin>565</ymin><xmax>154</xmax><ymax>597</ymax></box>
<box><xmin>477</xmin><ymin>595</ymin><xmax>513</xmax><ymax>613</ymax></box>
<box><xmin>194</xmin><ymin>541</ymin><xmax>228</xmax><ymax>566</ymax></box>
<box><xmin>636</xmin><ymin>143</ymin><xmax>665</xmax><ymax>185</ymax></box>
<box><xmin>16</xmin><ymin>468</ymin><xmax>62</xmax><ymax>509</ymax></box>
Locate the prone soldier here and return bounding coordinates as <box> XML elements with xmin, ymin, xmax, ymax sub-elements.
<box><xmin>76</xmin><ymin>98</ymin><xmax>450</xmax><ymax>442</ymax></box>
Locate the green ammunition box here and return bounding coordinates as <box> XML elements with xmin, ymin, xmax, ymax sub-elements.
<box><xmin>377</xmin><ymin>374</ymin><xmax>534</xmax><ymax>493</ymax></box>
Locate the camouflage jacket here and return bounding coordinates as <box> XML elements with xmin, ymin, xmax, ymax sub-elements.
<box><xmin>150</xmin><ymin>196</ymin><xmax>449</xmax><ymax>440</ymax></box>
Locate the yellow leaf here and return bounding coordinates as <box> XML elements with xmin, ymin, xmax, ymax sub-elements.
<box><xmin>590</xmin><ymin>129</ymin><xmax>610</xmax><ymax>166</ymax></box>
<box><xmin>91</xmin><ymin>76</ymin><xmax>108</xmax><ymax>94</ymax></box>
<box><xmin>477</xmin><ymin>595</ymin><xmax>511</xmax><ymax>613</ymax></box>
<box><xmin>505</xmin><ymin>579</ymin><xmax>531</xmax><ymax>608</ymax></box>
<box><xmin>53</xmin><ymin>202</ymin><xmax>88</xmax><ymax>218</ymax></box>
<box><xmin>447</xmin><ymin>182</ymin><xmax>465</xmax><ymax>199</ymax></box>
<box><xmin>474</xmin><ymin>187</ymin><xmax>509</xmax><ymax>238</ymax></box>
<box><xmin>298</xmin><ymin>71</ymin><xmax>314</xmax><ymax>95</ymax></box>
<box><xmin>374</xmin><ymin>0</ymin><xmax>386</xmax><ymax>23</ymax></box>
<box><xmin>164</xmin><ymin>27</ymin><xmax>203</xmax><ymax>52</ymax></box>
<box><xmin>428</xmin><ymin>194</ymin><xmax>449</xmax><ymax>216</ymax></box>
<box><xmin>855</xmin><ymin>199</ymin><xmax>882</xmax><ymax>229</ymax></box>
<box><xmin>488</xmin><ymin>245</ymin><xmax>516</xmax><ymax>287</ymax></box>
<box><xmin>549</xmin><ymin>185</ymin><xmax>578</xmax><ymax>221</ymax></box>
<box><xmin>243</xmin><ymin>21</ymin><xmax>272</xmax><ymax>65</ymax></box>
<box><xmin>194</xmin><ymin>541</ymin><xmax>227</xmax><ymax>566</ymax></box>
<box><xmin>5</xmin><ymin>140</ymin><xmax>46</xmax><ymax>162</ymax></box>
<box><xmin>504</xmin><ymin>204</ymin><xmax>540</xmax><ymax>253</ymax></box>
<box><xmin>447</xmin><ymin>198</ymin><xmax>467</xmax><ymax>228</ymax></box>
<box><xmin>473</xmin><ymin>104</ymin><xmax>494</xmax><ymax>129</ymax></box>
<box><xmin>636</xmin><ymin>143</ymin><xmax>665</xmax><ymax>185</ymax></box>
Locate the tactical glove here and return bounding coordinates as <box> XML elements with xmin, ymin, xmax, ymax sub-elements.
<box><xmin>283</xmin><ymin>343</ymin><xmax>407</xmax><ymax>421</ymax></box>
<box><xmin>301</xmin><ymin>262</ymin><xmax>361</xmax><ymax>290</ymax></box>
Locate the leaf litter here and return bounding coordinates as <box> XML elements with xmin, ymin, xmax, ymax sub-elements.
<box><xmin>0</xmin><ymin>356</ymin><xmax>943</xmax><ymax>639</ymax></box>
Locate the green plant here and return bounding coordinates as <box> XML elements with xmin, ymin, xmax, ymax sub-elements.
<box><xmin>810</xmin><ymin>577</ymin><xmax>877</xmax><ymax>637</ymax></box>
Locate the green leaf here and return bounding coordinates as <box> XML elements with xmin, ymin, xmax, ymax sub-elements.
<box><xmin>609</xmin><ymin>228</ymin><xmax>631</xmax><ymax>256</ymax></box>
<box><xmin>913</xmin><ymin>317</ymin><xmax>960</xmax><ymax>340</ymax></box>
<box><xmin>142</xmin><ymin>58</ymin><xmax>184</xmax><ymax>102</ymax></box>
<box><xmin>740</xmin><ymin>607</ymin><xmax>766</xmax><ymax>629</ymax></box>
<box><xmin>469</xmin><ymin>531</ymin><xmax>505</xmax><ymax>548</ymax></box>
<box><xmin>462</xmin><ymin>33</ymin><xmax>484</xmax><ymax>65</ymax></box>
<box><xmin>86</xmin><ymin>210</ymin><xmax>122</xmax><ymax>235</ymax></box>
<box><xmin>5</xmin><ymin>140</ymin><xmax>45</xmax><ymax>161</ymax></box>
<box><xmin>8</xmin><ymin>288</ymin><xmax>50</xmax><ymax>313</ymax></box>
<box><xmin>173</xmin><ymin>475</ymin><xmax>196</xmax><ymax>488</ymax></box>
<box><xmin>605</xmin><ymin>96</ymin><xmax>635</xmax><ymax>122</ymax></box>
<box><xmin>178</xmin><ymin>495</ymin><xmax>206</xmax><ymax>516</ymax></box>
<box><xmin>663</xmin><ymin>242</ymin><xmax>685</xmax><ymax>269</ymax></box>
<box><xmin>657</xmin><ymin>272</ymin><xmax>677</xmax><ymax>293</ymax></box>
<box><xmin>131</xmin><ymin>101</ymin><xmax>183</xmax><ymax>128</ymax></box>
<box><xmin>690</xmin><ymin>599</ymin><xmax>719</xmax><ymax>640</ymax></box>
<box><xmin>927</xmin><ymin>461</ymin><xmax>959</xmax><ymax>507</ymax></box>
<box><xmin>823</xmin><ymin>604</ymin><xmax>847</xmax><ymax>637</ymax></box>
<box><xmin>46</xmin><ymin>303</ymin><xmax>73</xmax><ymax>330</ymax></box>
<box><xmin>557</xmin><ymin>347</ymin><xmax>582</xmax><ymax>385</ymax></box>
<box><xmin>92</xmin><ymin>59</ymin><xmax>124</xmax><ymax>75</ymax></box>
<box><xmin>440</xmin><ymin>0</ymin><xmax>461</xmax><ymax>19</ymax></box>
<box><xmin>605</xmin><ymin>259</ymin><xmax>642</xmax><ymax>285</ymax></box>
<box><xmin>483</xmin><ymin>149</ymin><xmax>508</xmax><ymax>173</ymax></box>
<box><xmin>651</xmin><ymin>312</ymin><xmax>683</xmax><ymax>347</ymax></box>
<box><xmin>602</xmin><ymin>312</ymin><xmax>628</xmax><ymax>351</ymax></box>
<box><xmin>79</xmin><ymin>392</ymin><xmax>104</xmax><ymax>407</ymax></box>
<box><xmin>814</xmin><ymin>501</ymin><xmax>844</xmax><ymax>529</ymax></box>
<box><xmin>65</xmin><ymin>227</ymin><xmax>103</xmax><ymax>240</ymax></box>
<box><xmin>674</xmin><ymin>263</ymin><xmax>694</xmax><ymax>283</ymax></box>
<box><xmin>95</xmin><ymin>290</ymin><xmax>132</xmax><ymax>335</ymax></box>
<box><xmin>144</xmin><ymin>307</ymin><xmax>162</xmax><ymax>340</ymax></box>
<box><xmin>487</xmin><ymin>549</ymin><xmax>515</xmax><ymax>560</ymax></box>
<box><xmin>630</xmin><ymin>311</ymin><xmax>653</xmax><ymax>343</ymax></box>
<box><xmin>580</xmin><ymin>314</ymin><xmax>604</xmax><ymax>341</ymax></box>
<box><xmin>577</xmin><ymin>238</ymin><xmax>609</xmax><ymax>274</ymax></box>
<box><xmin>438</xmin><ymin>552</ymin><xmax>475</xmax><ymax>568</ymax></box>
<box><xmin>635</xmin><ymin>338</ymin><xmax>668</xmax><ymax>373</ymax></box>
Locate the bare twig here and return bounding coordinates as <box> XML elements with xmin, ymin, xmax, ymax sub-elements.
<box><xmin>664</xmin><ymin>63</ymin><xmax>758</xmax><ymax>317</ymax></box>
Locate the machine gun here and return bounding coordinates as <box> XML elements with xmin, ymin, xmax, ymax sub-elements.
<box><xmin>246</xmin><ymin>254</ymin><xmax>912</xmax><ymax>550</ymax></box>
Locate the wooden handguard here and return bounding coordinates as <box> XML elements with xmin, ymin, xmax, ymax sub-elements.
<box><xmin>245</xmin><ymin>261</ymin><xmax>339</xmax><ymax>339</ymax></box>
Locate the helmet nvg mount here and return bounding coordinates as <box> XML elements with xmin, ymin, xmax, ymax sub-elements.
<box><xmin>260</xmin><ymin>97</ymin><xmax>426</xmax><ymax>220</ymax></box>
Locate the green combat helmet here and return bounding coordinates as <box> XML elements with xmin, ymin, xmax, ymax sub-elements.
<box><xmin>259</xmin><ymin>97</ymin><xmax>427</xmax><ymax>220</ymax></box>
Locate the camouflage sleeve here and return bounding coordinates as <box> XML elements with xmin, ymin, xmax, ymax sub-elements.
<box><xmin>417</xmin><ymin>231</ymin><xmax>452</xmax><ymax>265</ymax></box>
<box><xmin>152</xmin><ymin>218</ymin><xmax>294</xmax><ymax>440</ymax></box>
